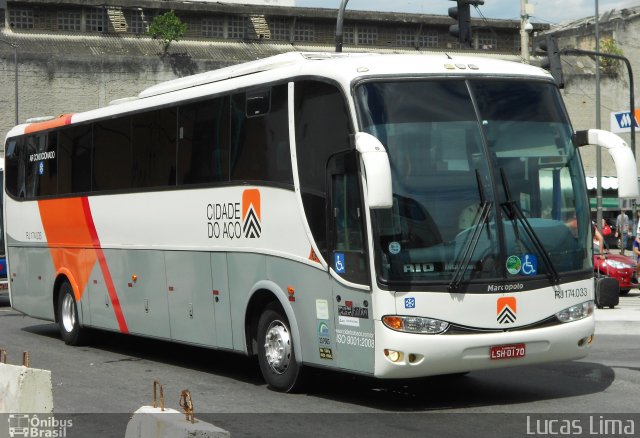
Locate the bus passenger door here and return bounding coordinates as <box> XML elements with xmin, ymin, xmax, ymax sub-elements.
<box><xmin>327</xmin><ymin>151</ymin><xmax>375</xmax><ymax>375</ymax></box>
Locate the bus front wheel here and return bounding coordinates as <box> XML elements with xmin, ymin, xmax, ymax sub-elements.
<box><xmin>57</xmin><ymin>281</ymin><xmax>88</xmax><ymax>345</ymax></box>
<box><xmin>256</xmin><ymin>304</ymin><xmax>303</xmax><ymax>392</ymax></box>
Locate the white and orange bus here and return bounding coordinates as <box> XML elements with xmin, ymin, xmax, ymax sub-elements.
<box><xmin>4</xmin><ymin>52</ymin><xmax>637</xmax><ymax>392</ymax></box>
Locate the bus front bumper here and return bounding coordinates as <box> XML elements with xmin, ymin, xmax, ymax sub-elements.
<box><xmin>373</xmin><ymin>315</ymin><xmax>595</xmax><ymax>379</ymax></box>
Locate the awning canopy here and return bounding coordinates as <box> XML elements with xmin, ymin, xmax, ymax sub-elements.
<box><xmin>585</xmin><ymin>176</ymin><xmax>618</xmax><ymax>190</ymax></box>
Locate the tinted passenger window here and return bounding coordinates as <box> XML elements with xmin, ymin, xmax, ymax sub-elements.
<box><xmin>178</xmin><ymin>97</ymin><xmax>230</xmax><ymax>185</ymax></box>
<box><xmin>230</xmin><ymin>84</ymin><xmax>292</xmax><ymax>184</ymax></box>
<box><xmin>295</xmin><ymin>80</ymin><xmax>352</xmax><ymax>258</ymax></box>
<box><xmin>133</xmin><ymin>108</ymin><xmax>177</xmax><ymax>188</ymax></box>
<box><xmin>24</xmin><ymin>133</ymin><xmax>57</xmax><ymax>197</ymax></box>
<box><xmin>93</xmin><ymin>117</ymin><xmax>132</xmax><ymax>191</ymax></box>
<box><xmin>58</xmin><ymin>124</ymin><xmax>92</xmax><ymax>194</ymax></box>
<box><xmin>5</xmin><ymin>138</ymin><xmax>24</xmax><ymax>198</ymax></box>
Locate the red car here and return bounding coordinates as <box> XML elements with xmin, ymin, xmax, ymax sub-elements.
<box><xmin>594</xmin><ymin>246</ymin><xmax>637</xmax><ymax>295</ymax></box>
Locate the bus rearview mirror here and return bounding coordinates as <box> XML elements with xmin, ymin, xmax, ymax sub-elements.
<box><xmin>575</xmin><ymin>129</ymin><xmax>639</xmax><ymax>198</ymax></box>
<box><xmin>355</xmin><ymin>132</ymin><xmax>393</xmax><ymax>209</ymax></box>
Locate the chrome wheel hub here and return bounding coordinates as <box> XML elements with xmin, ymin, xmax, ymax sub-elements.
<box><xmin>61</xmin><ymin>293</ymin><xmax>76</xmax><ymax>333</ymax></box>
<box><xmin>264</xmin><ymin>320</ymin><xmax>291</xmax><ymax>374</ymax></box>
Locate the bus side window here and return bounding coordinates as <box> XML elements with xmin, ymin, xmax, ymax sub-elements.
<box><xmin>24</xmin><ymin>133</ymin><xmax>57</xmax><ymax>198</ymax></box>
<box><xmin>230</xmin><ymin>84</ymin><xmax>292</xmax><ymax>185</ymax></box>
<box><xmin>178</xmin><ymin>97</ymin><xmax>229</xmax><ymax>185</ymax></box>
<box><xmin>5</xmin><ymin>139</ymin><xmax>23</xmax><ymax>198</ymax></box>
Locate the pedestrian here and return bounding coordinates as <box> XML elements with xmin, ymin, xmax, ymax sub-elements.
<box><xmin>593</xmin><ymin>222</ymin><xmax>605</xmax><ymax>260</ymax></box>
<box><xmin>615</xmin><ymin>210</ymin><xmax>630</xmax><ymax>255</ymax></box>
<box><xmin>601</xmin><ymin>218</ymin><xmax>612</xmax><ymax>237</ymax></box>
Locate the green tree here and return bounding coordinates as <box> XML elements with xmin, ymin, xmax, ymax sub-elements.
<box><xmin>148</xmin><ymin>10</ymin><xmax>186</xmax><ymax>54</ymax></box>
<box><xmin>600</xmin><ymin>37</ymin><xmax>623</xmax><ymax>75</ymax></box>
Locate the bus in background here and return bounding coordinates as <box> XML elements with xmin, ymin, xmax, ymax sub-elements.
<box><xmin>3</xmin><ymin>52</ymin><xmax>638</xmax><ymax>392</ymax></box>
<box><xmin>0</xmin><ymin>158</ymin><xmax>7</xmax><ymax>292</ymax></box>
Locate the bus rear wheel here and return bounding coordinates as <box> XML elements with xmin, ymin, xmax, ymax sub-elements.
<box><xmin>256</xmin><ymin>304</ymin><xmax>303</xmax><ymax>392</ymax></box>
<box><xmin>57</xmin><ymin>281</ymin><xmax>88</xmax><ymax>345</ymax></box>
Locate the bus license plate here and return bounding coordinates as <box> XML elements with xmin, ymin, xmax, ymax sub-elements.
<box><xmin>490</xmin><ymin>343</ymin><xmax>525</xmax><ymax>360</ymax></box>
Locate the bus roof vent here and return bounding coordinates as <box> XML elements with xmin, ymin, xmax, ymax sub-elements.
<box><xmin>138</xmin><ymin>52</ymin><xmax>306</xmax><ymax>99</ymax></box>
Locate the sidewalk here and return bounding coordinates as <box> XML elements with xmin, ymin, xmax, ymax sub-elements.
<box><xmin>594</xmin><ymin>289</ymin><xmax>640</xmax><ymax>335</ymax></box>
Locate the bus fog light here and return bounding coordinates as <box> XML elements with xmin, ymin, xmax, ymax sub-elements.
<box><xmin>556</xmin><ymin>301</ymin><xmax>594</xmax><ymax>323</ymax></box>
<box><xmin>382</xmin><ymin>315</ymin><xmax>449</xmax><ymax>334</ymax></box>
<box><xmin>384</xmin><ymin>349</ymin><xmax>403</xmax><ymax>363</ymax></box>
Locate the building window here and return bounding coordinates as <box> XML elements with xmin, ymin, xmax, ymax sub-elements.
<box><xmin>397</xmin><ymin>28</ymin><xmax>438</xmax><ymax>48</ymax></box>
<box><xmin>9</xmin><ymin>9</ymin><xmax>34</xmax><ymax>29</ymax></box>
<box><xmin>396</xmin><ymin>28</ymin><xmax>415</xmax><ymax>47</ymax></box>
<box><xmin>357</xmin><ymin>26</ymin><xmax>377</xmax><ymax>45</ymax></box>
<box><xmin>293</xmin><ymin>22</ymin><xmax>314</xmax><ymax>42</ymax></box>
<box><xmin>343</xmin><ymin>25</ymin><xmax>354</xmax><ymax>45</ymax></box>
<box><xmin>58</xmin><ymin>10</ymin><xmax>81</xmax><ymax>31</ymax></box>
<box><xmin>86</xmin><ymin>8</ymin><xmax>105</xmax><ymax>32</ymax></box>
<box><xmin>228</xmin><ymin>15</ymin><xmax>246</xmax><ymax>39</ymax></box>
<box><xmin>478</xmin><ymin>32</ymin><xmax>497</xmax><ymax>50</ymax></box>
<box><xmin>202</xmin><ymin>17</ymin><xmax>225</xmax><ymax>38</ymax></box>
<box><xmin>128</xmin><ymin>10</ymin><xmax>149</xmax><ymax>34</ymax></box>
<box><xmin>268</xmin><ymin>17</ymin><xmax>290</xmax><ymax>41</ymax></box>
<box><xmin>417</xmin><ymin>31</ymin><xmax>438</xmax><ymax>48</ymax></box>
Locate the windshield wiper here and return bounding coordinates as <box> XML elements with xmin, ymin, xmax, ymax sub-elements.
<box><xmin>499</xmin><ymin>168</ymin><xmax>560</xmax><ymax>284</ymax></box>
<box><xmin>449</xmin><ymin>170</ymin><xmax>491</xmax><ymax>292</ymax></box>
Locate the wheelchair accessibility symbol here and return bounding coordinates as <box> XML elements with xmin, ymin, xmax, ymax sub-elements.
<box><xmin>521</xmin><ymin>254</ymin><xmax>537</xmax><ymax>276</ymax></box>
<box><xmin>334</xmin><ymin>253</ymin><xmax>346</xmax><ymax>274</ymax></box>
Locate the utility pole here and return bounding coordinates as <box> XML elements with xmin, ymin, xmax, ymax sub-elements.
<box><xmin>520</xmin><ymin>0</ymin><xmax>533</xmax><ymax>63</ymax></box>
<box><xmin>595</xmin><ymin>0</ymin><xmax>603</xmax><ymax>236</ymax></box>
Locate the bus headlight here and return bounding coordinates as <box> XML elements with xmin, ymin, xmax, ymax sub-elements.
<box><xmin>556</xmin><ymin>301</ymin><xmax>594</xmax><ymax>323</ymax></box>
<box><xmin>382</xmin><ymin>315</ymin><xmax>449</xmax><ymax>334</ymax></box>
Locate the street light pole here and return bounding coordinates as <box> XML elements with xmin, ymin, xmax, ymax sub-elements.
<box><xmin>0</xmin><ymin>38</ymin><xmax>19</xmax><ymax>125</ymax></box>
<box><xmin>335</xmin><ymin>0</ymin><xmax>350</xmax><ymax>53</ymax></box>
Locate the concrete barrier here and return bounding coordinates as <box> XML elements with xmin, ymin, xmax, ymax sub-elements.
<box><xmin>125</xmin><ymin>406</ymin><xmax>230</xmax><ymax>438</ymax></box>
<box><xmin>0</xmin><ymin>363</ymin><xmax>54</xmax><ymax>413</ymax></box>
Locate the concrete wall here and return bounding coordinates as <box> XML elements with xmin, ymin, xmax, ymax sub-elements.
<box><xmin>0</xmin><ymin>55</ymin><xmax>213</xmax><ymax>132</ymax></box>
<box><xmin>0</xmin><ymin>35</ymin><xmax>285</xmax><ymax>146</ymax></box>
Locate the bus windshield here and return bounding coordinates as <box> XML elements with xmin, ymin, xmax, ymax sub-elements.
<box><xmin>356</xmin><ymin>78</ymin><xmax>591</xmax><ymax>288</ymax></box>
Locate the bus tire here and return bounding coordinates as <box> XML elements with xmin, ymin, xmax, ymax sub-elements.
<box><xmin>57</xmin><ymin>281</ymin><xmax>88</xmax><ymax>346</ymax></box>
<box><xmin>256</xmin><ymin>303</ymin><xmax>303</xmax><ymax>392</ymax></box>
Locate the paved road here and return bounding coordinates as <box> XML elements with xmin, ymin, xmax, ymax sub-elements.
<box><xmin>1</xmin><ymin>292</ymin><xmax>639</xmax><ymax>437</ymax></box>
